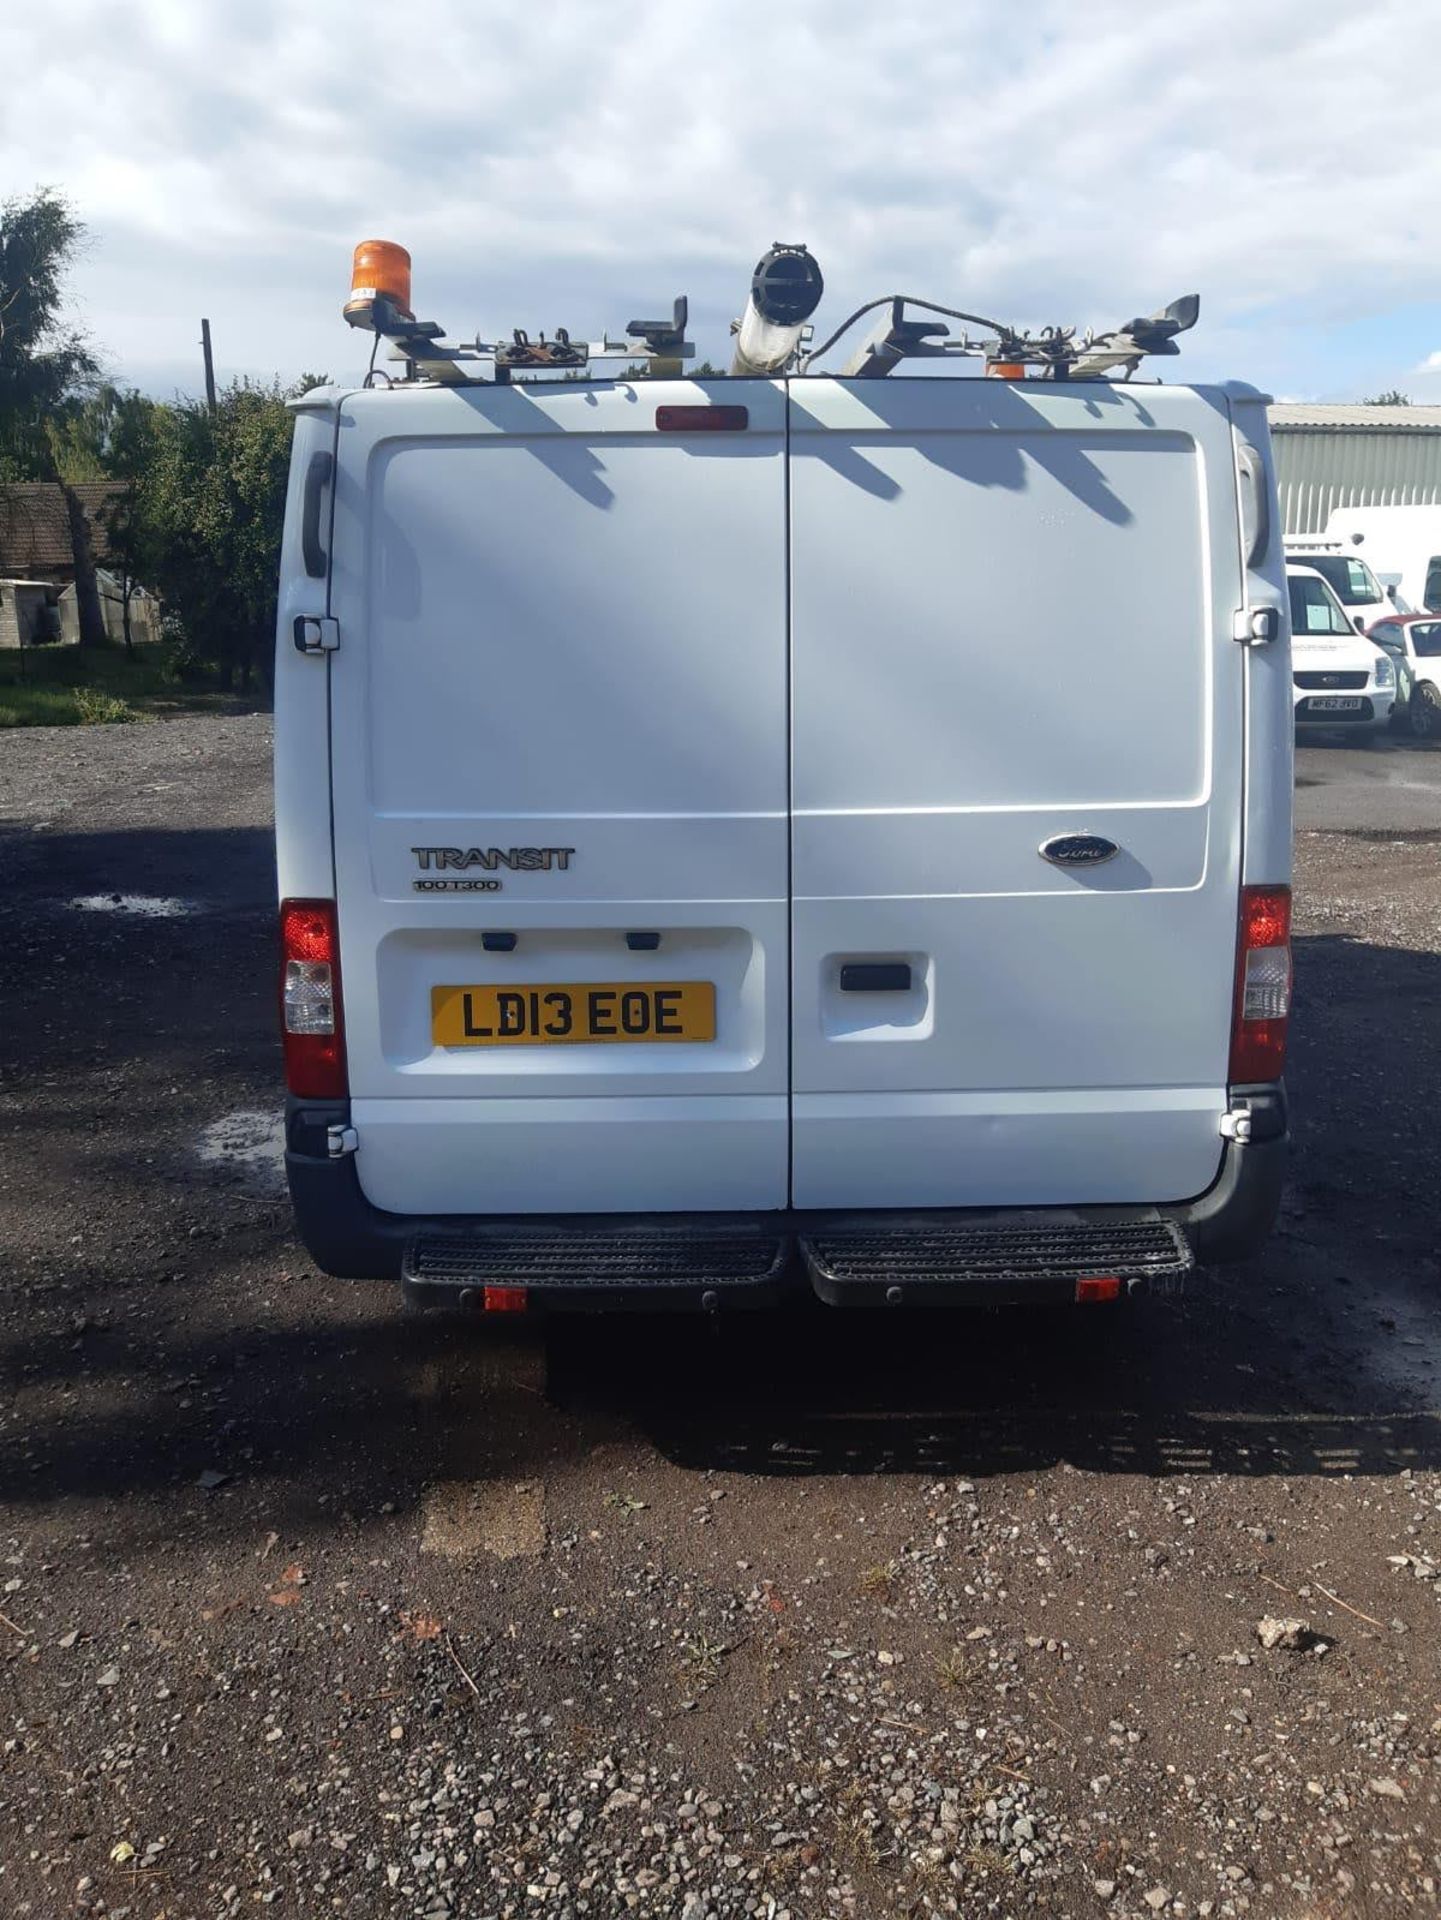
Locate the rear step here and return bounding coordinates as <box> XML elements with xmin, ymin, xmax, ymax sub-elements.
<box><xmin>802</xmin><ymin>1216</ymin><xmax>1193</xmax><ymax>1306</ymax></box>
<box><xmin>402</xmin><ymin>1230</ymin><xmax>788</xmax><ymax>1312</ymax></box>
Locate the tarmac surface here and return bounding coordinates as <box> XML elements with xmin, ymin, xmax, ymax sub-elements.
<box><xmin>0</xmin><ymin>714</ymin><xmax>1438</xmax><ymax>1919</ymax></box>
<box><xmin>1296</xmin><ymin>731</ymin><xmax>1441</xmax><ymax>833</ymax></box>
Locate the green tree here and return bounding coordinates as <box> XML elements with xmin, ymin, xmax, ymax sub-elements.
<box><xmin>0</xmin><ymin>189</ymin><xmax>96</xmax><ymax>472</ymax></box>
<box><xmin>1363</xmin><ymin>389</ymin><xmax>1411</xmax><ymax>406</ymax></box>
<box><xmin>0</xmin><ymin>188</ymin><xmax>107</xmax><ymax>644</ymax></box>
<box><xmin>135</xmin><ymin>378</ymin><xmax>307</xmax><ymax>690</ymax></box>
<box><xmin>617</xmin><ymin>358</ymin><xmax>726</xmax><ymax>379</ymax></box>
<box><xmin>56</xmin><ymin>386</ymin><xmax>160</xmax><ymax>654</ymax></box>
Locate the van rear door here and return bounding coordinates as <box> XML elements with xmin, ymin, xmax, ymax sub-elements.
<box><xmin>325</xmin><ymin>380</ymin><xmax>789</xmax><ymax>1216</ymax></box>
<box><xmin>788</xmin><ymin>378</ymin><xmax>1245</xmax><ymax>1209</ymax></box>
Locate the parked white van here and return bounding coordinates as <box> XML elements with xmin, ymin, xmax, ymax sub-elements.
<box><xmin>273</xmin><ymin>247</ymin><xmax>1292</xmax><ymax>1311</ymax></box>
<box><xmin>1283</xmin><ymin>537</ymin><xmax>1394</xmax><ymax>633</ymax></box>
<box><xmin>1322</xmin><ymin>505</ymin><xmax>1441</xmax><ymax>615</ymax></box>
<box><xmin>1286</xmin><ymin>564</ymin><xmax>1396</xmax><ymax>733</ymax></box>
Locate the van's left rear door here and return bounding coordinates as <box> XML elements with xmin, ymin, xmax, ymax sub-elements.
<box><xmin>326</xmin><ymin>380</ymin><xmax>789</xmax><ymax>1216</ymax></box>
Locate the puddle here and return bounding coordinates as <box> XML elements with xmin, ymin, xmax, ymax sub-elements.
<box><xmin>196</xmin><ymin>1108</ymin><xmax>286</xmax><ymax>1198</ymax></box>
<box><xmin>69</xmin><ymin>893</ymin><xmax>198</xmax><ymax>918</ymax></box>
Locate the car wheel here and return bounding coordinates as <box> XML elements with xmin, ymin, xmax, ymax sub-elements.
<box><xmin>1409</xmin><ymin>689</ymin><xmax>1441</xmax><ymax>739</ymax></box>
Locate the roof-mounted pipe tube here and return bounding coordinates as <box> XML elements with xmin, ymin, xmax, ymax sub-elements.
<box><xmin>730</xmin><ymin>244</ymin><xmax>824</xmax><ymax>377</ymax></box>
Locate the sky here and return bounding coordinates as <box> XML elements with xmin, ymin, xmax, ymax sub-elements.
<box><xmin>3</xmin><ymin>0</ymin><xmax>1439</xmax><ymax>403</ymax></box>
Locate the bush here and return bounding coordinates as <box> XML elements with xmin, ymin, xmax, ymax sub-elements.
<box><xmin>135</xmin><ymin>380</ymin><xmax>301</xmax><ymax>691</ymax></box>
<box><xmin>72</xmin><ymin>684</ymin><xmax>139</xmax><ymax>724</ymax></box>
<box><xmin>157</xmin><ymin>610</ymin><xmax>210</xmax><ymax>685</ymax></box>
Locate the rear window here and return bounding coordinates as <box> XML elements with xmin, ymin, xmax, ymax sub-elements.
<box><xmin>1294</xmin><ymin>553</ymin><xmax>1383</xmax><ymax>605</ymax></box>
<box><xmin>1411</xmin><ymin>621</ymin><xmax>1441</xmax><ymax>658</ymax></box>
<box><xmin>1288</xmin><ymin>574</ymin><xmax>1352</xmax><ymax>636</ymax></box>
<box><xmin>1425</xmin><ymin>558</ymin><xmax>1441</xmax><ymax>612</ymax></box>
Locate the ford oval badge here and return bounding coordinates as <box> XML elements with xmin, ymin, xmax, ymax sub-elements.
<box><xmin>1039</xmin><ymin>831</ymin><xmax>1119</xmax><ymax>869</ymax></box>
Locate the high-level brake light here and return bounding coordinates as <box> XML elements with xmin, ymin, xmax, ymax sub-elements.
<box><xmin>655</xmin><ymin>405</ymin><xmax>749</xmax><ymax>432</ymax></box>
<box><xmin>1230</xmin><ymin>885</ymin><xmax>1291</xmax><ymax>1082</ymax></box>
<box><xmin>281</xmin><ymin>899</ymin><xmax>347</xmax><ymax>1097</ymax></box>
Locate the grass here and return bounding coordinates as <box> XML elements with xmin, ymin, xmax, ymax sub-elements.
<box><xmin>858</xmin><ymin>1558</ymin><xmax>902</xmax><ymax>1603</ymax></box>
<box><xmin>935</xmin><ymin>1646</ymin><xmax>974</xmax><ymax>1691</ymax></box>
<box><xmin>0</xmin><ymin>642</ymin><xmax>262</xmax><ymax>728</ymax></box>
<box><xmin>678</xmin><ymin>1631</ymin><xmax>729</xmax><ymax>1683</ymax></box>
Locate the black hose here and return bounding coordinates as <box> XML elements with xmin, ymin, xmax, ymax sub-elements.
<box><xmin>801</xmin><ymin>294</ymin><xmax>1011</xmax><ymax>371</ymax></box>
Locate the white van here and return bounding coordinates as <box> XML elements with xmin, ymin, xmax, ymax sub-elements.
<box><xmin>1322</xmin><ymin>505</ymin><xmax>1441</xmax><ymax>615</ymax></box>
<box><xmin>1283</xmin><ymin>537</ymin><xmax>1394</xmax><ymax>633</ymax></box>
<box><xmin>1286</xmin><ymin>564</ymin><xmax>1396</xmax><ymax>733</ymax></box>
<box><xmin>273</xmin><ymin>257</ymin><xmax>1293</xmax><ymax>1310</ymax></box>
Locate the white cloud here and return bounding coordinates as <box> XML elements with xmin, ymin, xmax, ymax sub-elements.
<box><xmin>2</xmin><ymin>0</ymin><xmax>1436</xmax><ymax>396</ymax></box>
<box><xmin>1416</xmin><ymin>351</ymin><xmax>1441</xmax><ymax>374</ymax></box>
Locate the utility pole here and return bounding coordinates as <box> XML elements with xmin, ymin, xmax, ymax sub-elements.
<box><xmin>200</xmin><ymin>318</ymin><xmax>217</xmax><ymax>414</ymax></box>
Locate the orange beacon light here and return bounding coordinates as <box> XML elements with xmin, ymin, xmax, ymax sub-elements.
<box><xmin>344</xmin><ymin>240</ymin><xmax>413</xmax><ymax>327</ymax></box>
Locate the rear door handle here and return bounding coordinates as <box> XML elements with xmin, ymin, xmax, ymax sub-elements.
<box><xmin>302</xmin><ymin>451</ymin><xmax>334</xmax><ymax>579</ymax></box>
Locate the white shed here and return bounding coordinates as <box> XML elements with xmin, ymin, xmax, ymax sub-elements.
<box><xmin>1269</xmin><ymin>404</ymin><xmax>1441</xmax><ymax>535</ymax></box>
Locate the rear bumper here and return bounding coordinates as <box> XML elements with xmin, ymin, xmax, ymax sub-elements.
<box><xmin>284</xmin><ymin>1089</ymin><xmax>1287</xmax><ymax>1301</ymax></box>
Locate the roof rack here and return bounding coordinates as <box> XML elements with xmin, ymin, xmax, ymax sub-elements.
<box><xmin>808</xmin><ymin>292</ymin><xmax>1201</xmax><ymax>381</ymax></box>
<box><xmin>348</xmin><ymin>289</ymin><xmax>695</xmax><ymax>386</ymax></box>
<box><xmin>339</xmin><ymin>239</ymin><xmax>1200</xmax><ymax>388</ymax></box>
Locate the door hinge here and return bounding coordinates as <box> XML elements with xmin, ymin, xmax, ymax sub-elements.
<box><xmin>293</xmin><ymin>615</ymin><xmax>340</xmax><ymax>655</ymax></box>
<box><xmin>1219</xmin><ymin>1105</ymin><xmax>1253</xmax><ymax>1143</ymax></box>
<box><xmin>1232</xmin><ymin>607</ymin><xmax>1279</xmax><ymax>646</ymax></box>
<box><xmin>326</xmin><ymin>1123</ymin><xmax>359</xmax><ymax>1158</ymax></box>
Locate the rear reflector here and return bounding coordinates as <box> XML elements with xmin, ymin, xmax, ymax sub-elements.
<box><xmin>482</xmin><ymin>1285</ymin><xmax>528</xmax><ymax>1313</ymax></box>
<box><xmin>1075</xmin><ymin>1275</ymin><xmax>1122</xmax><ymax>1304</ymax></box>
<box><xmin>280</xmin><ymin>898</ymin><xmax>347</xmax><ymax>1098</ymax></box>
<box><xmin>655</xmin><ymin>405</ymin><xmax>749</xmax><ymax>432</ymax></box>
<box><xmin>1230</xmin><ymin>884</ymin><xmax>1291</xmax><ymax>1083</ymax></box>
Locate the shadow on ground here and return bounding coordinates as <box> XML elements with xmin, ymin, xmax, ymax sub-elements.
<box><xmin>0</xmin><ymin>812</ymin><xmax>1438</xmax><ymax>1510</ymax></box>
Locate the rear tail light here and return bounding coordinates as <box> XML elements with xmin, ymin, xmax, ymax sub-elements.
<box><xmin>280</xmin><ymin>899</ymin><xmax>347</xmax><ymax>1097</ymax></box>
<box><xmin>1230</xmin><ymin>885</ymin><xmax>1291</xmax><ymax>1082</ymax></box>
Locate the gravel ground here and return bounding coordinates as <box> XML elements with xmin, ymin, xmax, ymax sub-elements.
<box><xmin>0</xmin><ymin>715</ymin><xmax>1439</xmax><ymax>1920</ymax></box>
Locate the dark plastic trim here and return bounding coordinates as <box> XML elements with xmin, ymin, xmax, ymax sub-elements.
<box><xmin>285</xmin><ymin>1092</ymin><xmax>1288</xmax><ymax>1290</ymax></box>
<box><xmin>301</xmin><ymin>450</ymin><xmax>333</xmax><ymax>579</ymax></box>
<box><xmin>839</xmin><ymin>962</ymin><xmax>912</xmax><ymax>992</ymax></box>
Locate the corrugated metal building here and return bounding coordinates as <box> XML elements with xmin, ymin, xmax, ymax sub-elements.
<box><xmin>1268</xmin><ymin>404</ymin><xmax>1441</xmax><ymax>535</ymax></box>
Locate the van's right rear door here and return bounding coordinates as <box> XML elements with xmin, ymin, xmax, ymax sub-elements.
<box><xmin>788</xmin><ymin>378</ymin><xmax>1246</xmax><ymax>1210</ymax></box>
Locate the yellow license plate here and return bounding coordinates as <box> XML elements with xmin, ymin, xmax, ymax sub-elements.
<box><xmin>431</xmin><ymin>981</ymin><xmax>716</xmax><ymax>1046</ymax></box>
